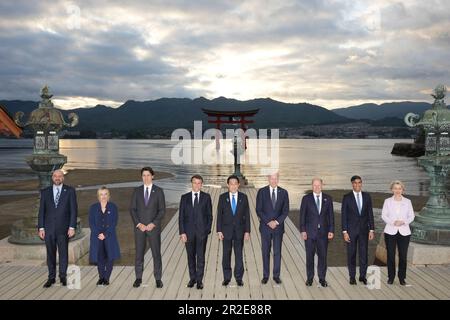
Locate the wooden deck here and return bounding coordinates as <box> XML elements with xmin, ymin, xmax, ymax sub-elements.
<box><xmin>0</xmin><ymin>186</ymin><xmax>449</xmax><ymax>300</ymax></box>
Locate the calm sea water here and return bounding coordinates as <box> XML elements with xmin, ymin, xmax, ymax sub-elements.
<box><xmin>0</xmin><ymin>138</ymin><xmax>429</xmax><ymax>208</ymax></box>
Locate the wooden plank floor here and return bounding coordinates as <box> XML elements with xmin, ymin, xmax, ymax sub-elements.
<box><xmin>0</xmin><ymin>186</ymin><xmax>449</xmax><ymax>300</ymax></box>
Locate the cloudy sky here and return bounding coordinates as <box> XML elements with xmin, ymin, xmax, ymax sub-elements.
<box><xmin>0</xmin><ymin>0</ymin><xmax>449</xmax><ymax>109</ymax></box>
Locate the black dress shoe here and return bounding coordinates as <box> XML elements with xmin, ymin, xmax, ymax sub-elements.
<box><xmin>319</xmin><ymin>279</ymin><xmax>328</xmax><ymax>287</ymax></box>
<box><xmin>103</xmin><ymin>280</ymin><xmax>110</xmax><ymax>286</ymax></box>
<box><xmin>43</xmin><ymin>279</ymin><xmax>55</xmax><ymax>288</ymax></box>
<box><xmin>399</xmin><ymin>279</ymin><xmax>407</xmax><ymax>286</ymax></box>
<box><xmin>222</xmin><ymin>279</ymin><xmax>230</xmax><ymax>286</ymax></box>
<box><xmin>349</xmin><ymin>278</ymin><xmax>357</xmax><ymax>285</ymax></box>
<box><xmin>305</xmin><ymin>279</ymin><xmax>313</xmax><ymax>286</ymax></box>
<box><xmin>133</xmin><ymin>279</ymin><xmax>142</xmax><ymax>288</ymax></box>
<box><xmin>156</xmin><ymin>280</ymin><xmax>163</xmax><ymax>288</ymax></box>
<box><xmin>96</xmin><ymin>278</ymin><xmax>104</xmax><ymax>285</ymax></box>
<box><xmin>197</xmin><ymin>282</ymin><xmax>204</xmax><ymax>290</ymax></box>
<box><xmin>187</xmin><ymin>279</ymin><xmax>196</xmax><ymax>288</ymax></box>
<box><xmin>261</xmin><ymin>277</ymin><xmax>268</xmax><ymax>284</ymax></box>
<box><xmin>359</xmin><ymin>277</ymin><xmax>367</xmax><ymax>285</ymax></box>
<box><xmin>236</xmin><ymin>280</ymin><xmax>244</xmax><ymax>286</ymax></box>
<box><xmin>387</xmin><ymin>279</ymin><xmax>394</xmax><ymax>285</ymax></box>
<box><xmin>60</xmin><ymin>277</ymin><xmax>67</xmax><ymax>286</ymax></box>
<box><xmin>273</xmin><ymin>277</ymin><xmax>282</xmax><ymax>284</ymax></box>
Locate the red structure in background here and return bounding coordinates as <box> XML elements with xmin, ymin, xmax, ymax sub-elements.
<box><xmin>202</xmin><ymin>108</ymin><xmax>259</xmax><ymax>150</ymax></box>
<box><xmin>0</xmin><ymin>106</ymin><xmax>22</xmax><ymax>138</ymax></box>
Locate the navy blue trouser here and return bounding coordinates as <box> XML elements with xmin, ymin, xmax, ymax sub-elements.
<box><xmin>45</xmin><ymin>233</ymin><xmax>68</xmax><ymax>280</ymax></box>
<box><xmin>261</xmin><ymin>231</ymin><xmax>283</xmax><ymax>278</ymax></box>
<box><xmin>185</xmin><ymin>234</ymin><xmax>208</xmax><ymax>282</ymax></box>
<box><xmin>222</xmin><ymin>231</ymin><xmax>244</xmax><ymax>281</ymax></box>
<box><xmin>346</xmin><ymin>232</ymin><xmax>369</xmax><ymax>279</ymax></box>
<box><xmin>305</xmin><ymin>236</ymin><xmax>328</xmax><ymax>281</ymax></box>
<box><xmin>98</xmin><ymin>240</ymin><xmax>114</xmax><ymax>281</ymax></box>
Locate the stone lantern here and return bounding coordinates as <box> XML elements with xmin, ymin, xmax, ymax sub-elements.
<box><xmin>8</xmin><ymin>85</ymin><xmax>84</xmax><ymax>244</ymax></box>
<box><xmin>404</xmin><ymin>84</ymin><xmax>450</xmax><ymax>245</ymax></box>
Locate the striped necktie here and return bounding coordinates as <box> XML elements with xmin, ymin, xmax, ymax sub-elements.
<box><xmin>55</xmin><ymin>188</ymin><xmax>61</xmax><ymax>208</ymax></box>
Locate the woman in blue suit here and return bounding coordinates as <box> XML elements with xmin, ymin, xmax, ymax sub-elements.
<box><xmin>89</xmin><ymin>186</ymin><xmax>121</xmax><ymax>285</ymax></box>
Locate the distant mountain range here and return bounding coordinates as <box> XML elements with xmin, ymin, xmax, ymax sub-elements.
<box><xmin>333</xmin><ymin>101</ymin><xmax>442</xmax><ymax>120</ymax></box>
<box><xmin>0</xmin><ymin>97</ymin><xmax>349</xmax><ymax>133</ymax></box>
<box><xmin>0</xmin><ymin>97</ymin><xmax>440</xmax><ymax>134</ymax></box>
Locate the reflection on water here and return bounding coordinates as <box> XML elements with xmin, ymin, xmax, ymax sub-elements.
<box><xmin>0</xmin><ymin>139</ymin><xmax>430</xmax><ymax>207</ymax></box>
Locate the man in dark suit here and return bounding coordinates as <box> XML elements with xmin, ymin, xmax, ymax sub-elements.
<box><xmin>179</xmin><ymin>175</ymin><xmax>213</xmax><ymax>290</ymax></box>
<box><xmin>300</xmin><ymin>178</ymin><xmax>334</xmax><ymax>287</ymax></box>
<box><xmin>217</xmin><ymin>175</ymin><xmax>250</xmax><ymax>286</ymax></box>
<box><xmin>256</xmin><ymin>171</ymin><xmax>289</xmax><ymax>285</ymax></box>
<box><xmin>130</xmin><ymin>167</ymin><xmax>166</xmax><ymax>288</ymax></box>
<box><xmin>341</xmin><ymin>175</ymin><xmax>375</xmax><ymax>285</ymax></box>
<box><xmin>38</xmin><ymin>169</ymin><xmax>78</xmax><ymax>288</ymax></box>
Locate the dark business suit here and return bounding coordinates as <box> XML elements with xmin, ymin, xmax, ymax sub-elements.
<box><xmin>256</xmin><ymin>186</ymin><xmax>289</xmax><ymax>279</ymax></box>
<box><xmin>179</xmin><ymin>191</ymin><xmax>213</xmax><ymax>283</ymax></box>
<box><xmin>130</xmin><ymin>184</ymin><xmax>165</xmax><ymax>280</ymax></box>
<box><xmin>299</xmin><ymin>193</ymin><xmax>335</xmax><ymax>281</ymax></box>
<box><xmin>216</xmin><ymin>191</ymin><xmax>251</xmax><ymax>281</ymax></box>
<box><xmin>38</xmin><ymin>184</ymin><xmax>78</xmax><ymax>280</ymax></box>
<box><xmin>341</xmin><ymin>191</ymin><xmax>375</xmax><ymax>279</ymax></box>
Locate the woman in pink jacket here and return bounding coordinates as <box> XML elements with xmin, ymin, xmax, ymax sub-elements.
<box><xmin>381</xmin><ymin>180</ymin><xmax>415</xmax><ymax>285</ymax></box>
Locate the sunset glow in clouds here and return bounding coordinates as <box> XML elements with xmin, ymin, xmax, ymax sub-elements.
<box><xmin>0</xmin><ymin>0</ymin><xmax>449</xmax><ymax>109</ymax></box>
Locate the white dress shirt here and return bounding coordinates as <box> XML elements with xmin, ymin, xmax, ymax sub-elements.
<box><xmin>382</xmin><ymin>196</ymin><xmax>415</xmax><ymax>236</ymax></box>
<box><xmin>53</xmin><ymin>185</ymin><xmax>62</xmax><ymax>204</ymax></box>
<box><xmin>269</xmin><ymin>186</ymin><xmax>277</xmax><ymax>202</ymax></box>
<box><xmin>269</xmin><ymin>186</ymin><xmax>279</xmax><ymax>225</ymax></box>
<box><xmin>143</xmin><ymin>184</ymin><xmax>153</xmax><ymax>199</ymax></box>
<box><xmin>192</xmin><ymin>191</ymin><xmax>200</xmax><ymax>206</ymax></box>
<box><xmin>353</xmin><ymin>191</ymin><xmax>363</xmax><ymax>209</ymax></box>
<box><xmin>229</xmin><ymin>192</ymin><xmax>238</xmax><ymax>207</ymax></box>
<box><xmin>313</xmin><ymin>192</ymin><xmax>322</xmax><ymax>213</ymax></box>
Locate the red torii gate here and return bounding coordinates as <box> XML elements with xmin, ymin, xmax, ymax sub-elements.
<box><xmin>202</xmin><ymin>108</ymin><xmax>259</xmax><ymax>150</ymax></box>
<box><xmin>0</xmin><ymin>105</ymin><xmax>22</xmax><ymax>138</ymax></box>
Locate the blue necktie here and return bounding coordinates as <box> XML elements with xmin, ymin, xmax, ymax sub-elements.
<box><xmin>316</xmin><ymin>195</ymin><xmax>320</xmax><ymax>214</ymax></box>
<box><xmin>54</xmin><ymin>187</ymin><xmax>60</xmax><ymax>208</ymax></box>
<box><xmin>356</xmin><ymin>193</ymin><xmax>362</xmax><ymax>215</ymax></box>
<box><xmin>231</xmin><ymin>194</ymin><xmax>237</xmax><ymax>216</ymax></box>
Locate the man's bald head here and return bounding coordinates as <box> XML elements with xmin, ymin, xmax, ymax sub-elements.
<box><xmin>311</xmin><ymin>177</ymin><xmax>323</xmax><ymax>195</ymax></box>
<box><xmin>52</xmin><ymin>169</ymin><xmax>64</xmax><ymax>186</ymax></box>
